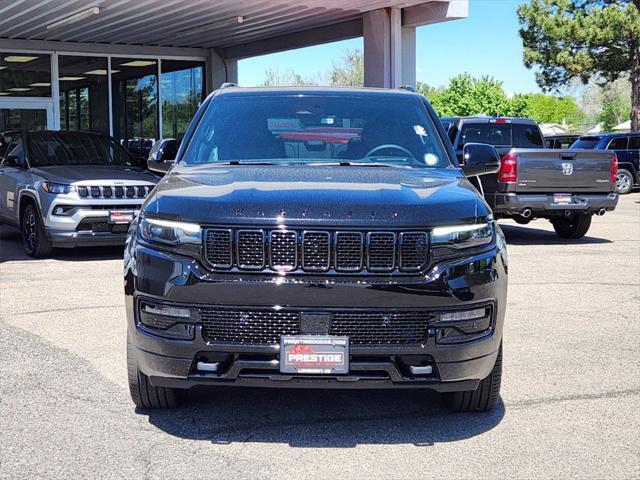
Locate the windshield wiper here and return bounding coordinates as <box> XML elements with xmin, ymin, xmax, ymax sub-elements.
<box><xmin>219</xmin><ymin>161</ymin><xmax>279</xmax><ymax>165</ymax></box>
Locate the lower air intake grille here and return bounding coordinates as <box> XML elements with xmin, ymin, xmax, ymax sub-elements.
<box><xmin>200</xmin><ymin>308</ymin><xmax>436</xmax><ymax>346</ymax></box>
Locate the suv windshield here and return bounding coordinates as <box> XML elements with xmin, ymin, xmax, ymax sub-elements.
<box><xmin>28</xmin><ymin>132</ymin><xmax>136</xmax><ymax>167</ymax></box>
<box><xmin>571</xmin><ymin>137</ymin><xmax>601</xmax><ymax>149</ymax></box>
<box><xmin>459</xmin><ymin>122</ymin><xmax>543</xmax><ymax>148</ymax></box>
<box><xmin>182</xmin><ymin>94</ymin><xmax>450</xmax><ymax>168</ymax></box>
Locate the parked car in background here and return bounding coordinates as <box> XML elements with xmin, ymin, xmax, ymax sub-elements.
<box><xmin>442</xmin><ymin>117</ymin><xmax>618</xmax><ymax>239</ymax></box>
<box><xmin>570</xmin><ymin>133</ymin><xmax>640</xmax><ymax>195</ymax></box>
<box><xmin>0</xmin><ymin>130</ymin><xmax>159</xmax><ymax>257</ymax></box>
<box><xmin>126</xmin><ymin>86</ymin><xmax>508</xmax><ymax>412</ymax></box>
<box><xmin>545</xmin><ymin>134</ymin><xmax>580</xmax><ymax>149</ymax></box>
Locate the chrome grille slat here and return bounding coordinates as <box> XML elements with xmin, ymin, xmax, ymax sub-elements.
<box><xmin>367</xmin><ymin>232</ymin><xmax>396</xmax><ymax>271</ymax></box>
<box><xmin>302</xmin><ymin>231</ymin><xmax>330</xmax><ymax>271</ymax></box>
<box><xmin>204</xmin><ymin>228</ymin><xmax>429</xmax><ymax>274</ymax></box>
<box><xmin>237</xmin><ymin>230</ymin><xmax>265</xmax><ymax>269</ymax></box>
<box><xmin>269</xmin><ymin>230</ymin><xmax>297</xmax><ymax>271</ymax></box>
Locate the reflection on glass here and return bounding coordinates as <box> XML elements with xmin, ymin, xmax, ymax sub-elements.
<box><xmin>0</xmin><ymin>109</ymin><xmax>47</xmax><ymax>130</ymax></box>
<box><xmin>0</xmin><ymin>53</ymin><xmax>51</xmax><ymax>97</ymax></box>
<box><xmin>160</xmin><ymin>60</ymin><xmax>204</xmax><ymax>141</ymax></box>
<box><xmin>58</xmin><ymin>56</ymin><xmax>109</xmax><ymax>133</ymax></box>
<box><xmin>111</xmin><ymin>57</ymin><xmax>158</xmax><ymax>159</ymax></box>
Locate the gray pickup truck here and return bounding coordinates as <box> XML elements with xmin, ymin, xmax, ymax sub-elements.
<box><xmin>0</xmin><ymin>130</ymin><xmax>159</xmax><ymax>257</ymax></box>
<box><xmin>442</xmin><ymin>117</ymin><xmax>619</xmax><ymax>239</ymax></box>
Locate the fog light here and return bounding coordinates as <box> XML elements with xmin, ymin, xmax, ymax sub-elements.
<box><xmin>439</xmin><ymin>307</ymin><xmax>486</xmax><ymax>322</ymax></box>
<box><xmin>54</xmin><ymin>207</ymin><xmax>64</xmax><ymax>215</ymax></box>
<box><xmin>143</xmin><ymin>304</ymin><xmax>191</xmax><ymax>318</ymax></box>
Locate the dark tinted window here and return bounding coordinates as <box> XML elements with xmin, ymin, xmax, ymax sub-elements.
<box><xmin>28</xmin><ymin>132</ymin><xmax>135</xmax><ymax>167</ymax></box>
<box><xmin>5</xmin><ymin>136</ymin><xmax>25</xmax><ymax>165</ymax></box>
<box><xmin>184</xmin><ymin>95</ymin><xmax>450</xmax><ymax>168</ymax></box>
<box><xmin>571</xmin><ymin>137</ymin><xmax>601</xmax><ymax>149</ymax></box>
<box><xmin>629</xmin><ymin>136</ymin><xmax>640</xmax><ymax>150</ymax></box>
<box><xmin>607</xmin><ymin>137</ymin><xmax>629</xmax><ymax>150</ymax></box>
<box><xmin>459</xmin><ymin>123</ymin><xmax>512</xmax><ymax>147</ymax></box>
<box><xmin>513</xmin><ymin>124</ymin><xmax>544</xmax><ymax>148</ymax></box>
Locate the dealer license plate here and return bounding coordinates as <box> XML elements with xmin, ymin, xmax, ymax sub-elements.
<box><xmin>109</xmin><ymin>210</ymin><xmax>135</xmax><ymax>224</ymax></box>
<box><xmin>280</xmin><ymin>335</ymin><xmax>349</xmax><ymax>374</ymax></box>
<box><xmin>553</xmin><ymin>193</ymin><xmax>572</xmax><ymax>205</ymax></box>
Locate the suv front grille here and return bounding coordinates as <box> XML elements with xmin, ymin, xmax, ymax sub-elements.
<box><xmin>200</xmin><ymin>308</ymin><xmax>436</xmax><ymax>346</ymax></box>
<box><xmin>78</xmin><ymin>185</ymin><xmax>151</xmax><ymax>199</ymax></box>
<box><xmin>204</xmin><ymin>228</ymin><xmax>429</xmax><ymax>274</ymax></box>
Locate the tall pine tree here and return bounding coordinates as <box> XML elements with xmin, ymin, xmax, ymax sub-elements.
<box><xmin>518</xmin><ymin>0</ymin><xmax>640</xmax><ymax>131</ymax></box>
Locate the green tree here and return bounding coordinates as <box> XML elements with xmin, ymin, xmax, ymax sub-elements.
<box><xmin>427</xmin><ymin>73</ymin><xmax>511</xmax><ymax>117</ymax></box>
<box><xmin>521</xmin><ymin>93</ymin><xmax>585</xmax><ymax>125</ymax></box>
<box><xmin>518</xmin><ymin>0</ymin><xmax>640</xmax><ymax>131</ymax></box>
<box><xmin>258</xmin><ymin>69</ymin><xmax>311</xmax><ymax>86</ymax></box>
<box><xmin>328</xmin><ymin>49</ymin><xmax>364</xmax><ymax>87</ymax></box>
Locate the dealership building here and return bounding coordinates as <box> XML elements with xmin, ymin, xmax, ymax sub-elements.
<box><xmin>0</xmin><ymin>0</ymin><xmax>466</xmax><ymax>155</ymax></box>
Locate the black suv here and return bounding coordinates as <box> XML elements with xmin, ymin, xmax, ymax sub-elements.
<box><xmin>125</xmin><ymin>86</ymin><xmax>508</xmax><ymax>412</ymax></box>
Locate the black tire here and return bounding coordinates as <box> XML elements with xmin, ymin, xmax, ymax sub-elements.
<box><xmin>21</xmin><ymin>203</ymin><xmax>52</xmax><ymax>258</ymax></box>
<box><xmin>615</xmin><ymin>168</ymin><xmax>634</xmax><ymax>195</ymax></box>
<box><xmin>127</xmin><ymin>334</ymin><xmax>185</xmax><ymax>409</ymax></box>
<box><xmin>551</xmin><ymin>214</ymin><xmax>592</xmax><ymax>239</ymax></box>
<box><xmin>445</xmin><ymin>344</ymin><xmax>502</xmax><ymax>413</ymax></box>
<box><xmin>513</xmin><ymin>216</ymin><xmax>531</xmax><ymax>225</ymax></box>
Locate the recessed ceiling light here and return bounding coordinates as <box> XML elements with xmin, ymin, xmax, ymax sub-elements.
<box><xmin>47</xmin><ymin>6</ymin><xmax>100</xmax><ymax>30</ymax></box>
<box><xmin>0</xmin><ymin>92</ymin><xmax>10</xmax><ymax>96</ymax></box>
<box><xmin>84</xmin><ymin>69</ymin><xmax>107</xmax><ymax>75</ymax></box>
<box><xmin>0</xmin><ymin>66</ymin><xmax>6</xmax><ymax>71</ymax></box>
<box><xmin>8</xmin><ymin>87</ymin><xmax>32</xmax><ymax>92</ymax></box>
<box><xmin>119</xmin><ymin>60</ymin><xmax>155</xmax><ymax>67</ymax></box>
<box><xmin>4</xmin><ymin>55</ymin><xmax>37</xmax><ymax>63</ymax></box>
<box><xmin>59</xmin><ymin>76</ymin><xmax>86</xmax><ymax>81</ymax></box>
<box><xmin>29</xmin><ymin>82</ymin><xmax>51</xmax><ymax>87</ymax></box>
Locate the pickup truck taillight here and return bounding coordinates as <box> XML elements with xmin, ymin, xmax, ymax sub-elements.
<box><xmin>499</xmin><ymin>154</ymin><xmax>518</xmax><ymax>183</ymax></box>
<box><xmin>611</xmin><ymin>154</ymin><xmax>618</xmax><ymax>183</ymax></box>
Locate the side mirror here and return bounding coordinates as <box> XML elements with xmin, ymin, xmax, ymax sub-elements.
<box><xmin>461</xmin><ymin>143</ymin><xmax>501</xmax><ymax>177</ymax></box>
<box><xmin>147</xmin><ymin>139</ymin><xmax>178</xmax><ymax>174</ymax></box>
<box><xmin>147</xmin><ymin>158</ymin><xmax>175</xmax><ymax>174</ymax></box>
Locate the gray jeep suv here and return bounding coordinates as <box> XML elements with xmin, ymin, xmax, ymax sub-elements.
<box><xmin>0</xmin><ymin>130</ymin><xmax>159</xmax><ymax>257</ymax></box>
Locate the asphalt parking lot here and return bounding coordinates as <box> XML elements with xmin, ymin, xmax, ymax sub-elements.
<box><xmin>1</xmin><ymin>193</ymin><xmax>639</xmax><ymax>479</ymax></box>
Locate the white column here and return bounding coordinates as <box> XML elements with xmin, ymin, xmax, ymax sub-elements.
<box><xmin>363</xmin><ymin>8</ymin><xmax>412</xmax><ymax>88</ymax></box>
<box><xmin>207</xmin><ymin>49</ymin><xmax>238</xmax><ymax>92</ymax></box>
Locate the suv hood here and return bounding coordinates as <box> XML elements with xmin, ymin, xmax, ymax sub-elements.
<box><xmin>31</xmin><ymin>165</ymin><xmax>159</xmax><ymax>184</ymax></box>
<box><xmin>146</xmin><ymin>165</ymin><xmax>490</xmax><ymax>227</ymax></box>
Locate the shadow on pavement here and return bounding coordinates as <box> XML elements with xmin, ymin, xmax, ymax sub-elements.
<box><xmin>499</xmin><ymin>222</ymin><xmax>611</xmax><ymax>245</ymax></box>
<box><xmin>0</xmin><ymin>225</ymin><xmax>124</xmax><ymax>262</ymax></box>
<box><xmin>141</xmin><ymin>387</ymin><xmax>505</xmax><ymax>447</ymax></box>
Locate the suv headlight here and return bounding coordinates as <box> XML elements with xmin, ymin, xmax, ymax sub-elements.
<box><xmin>431</xmin><ymin>223</ymin><xmax>493</xmax><ymax>250</ymax></box>
<box><xmin>139</xmin><ymin>217</ymin><xmax>201</xmax><ymax>246</ymax></box>
<box><xmin>42</xmin><ymin>182</ymin><xmax>75</xmax><ymax>194</ymax></box>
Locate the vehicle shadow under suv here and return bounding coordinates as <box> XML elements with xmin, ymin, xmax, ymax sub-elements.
<box><xmin>0</xmin><ymin>225</ymin><xmax>124</xmax><ymax>262</ymax></box>
<box><xmin>140</xmin><ymin>387</ymin><xmax>505</xmax><ymax>448</ymax></box>
<box><xmin>499</xmin><ymin>222</ymin><xmax>611</xmax><ymax>245</ymax></box>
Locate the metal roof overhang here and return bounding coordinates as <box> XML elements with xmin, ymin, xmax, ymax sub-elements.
<box><xmin>0</xmin><ymin>0</ymin><xmax>467</xmax><ymax>58</ymax></box>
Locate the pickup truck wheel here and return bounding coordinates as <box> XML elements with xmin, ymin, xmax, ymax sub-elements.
<box><xmin>445</xmin><ymin>344</ymin><xmax>502</xmax><ymax>413</ymax></box>
<box><xmin>127</xmin><ymin>334</ymin><xmax>185</xmax><ymax>409</ymax></box>
<box><xmin>513</xmin><ymin>217</ymin><xmax>531</xmax><ymax>225</ymax></box>
<box><xmin>551</xmin><ymin>214</ymin><xmax>592</xmax><ymax>239</ymax></box>
<box><xmin>21</xmin><ymin>204</ymin><xmax>52</xmax><ymax>258</ymax></box>
<box><xmin>615</xmin><ymin>169</ymin><xmax>634</xmax><ymax>194</ymax></box>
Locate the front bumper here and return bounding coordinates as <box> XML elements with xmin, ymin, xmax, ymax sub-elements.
<box><xmin>492</xmin><ymin>192</ymin><xmax>618</xmax><ymax>216</ymax></box>
<box><xmin>125</xmin><ymin>242</ymin><xmax>508</xmax><ymax>392</ymax></box>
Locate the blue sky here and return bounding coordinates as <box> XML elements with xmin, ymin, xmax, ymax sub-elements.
<box><xmin>238</xmin><ymin>0</ymin><xmax>541</xmax><ymax>94</ymax></box>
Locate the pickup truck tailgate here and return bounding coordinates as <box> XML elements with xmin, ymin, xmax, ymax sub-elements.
<box><xmin>507</xmin><ymin>148</ymin><xmax>614</xmax><ymax>193</ymax></box>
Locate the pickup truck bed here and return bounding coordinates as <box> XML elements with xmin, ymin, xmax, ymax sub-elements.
<box><xmin>443</xmin><ymin>116</ymin><xmax>619</xmax><ymax>239</ymax></box>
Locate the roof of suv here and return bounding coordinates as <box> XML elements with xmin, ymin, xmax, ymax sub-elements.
<box><xmin>578</xmin><ymin>132</ymin><xmax>639</xmax><ymax>139</ymax></box>
<box><xmin>442</xmin><ymin>116</ymin><xmax>538</xmax><ymax>125</ymax></box>
<box><xmin>215</xmin><ymin>85</ymin><xmax>421</xmax><ymax>98</ymax></box>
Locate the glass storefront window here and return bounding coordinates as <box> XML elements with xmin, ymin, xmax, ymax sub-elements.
<box><xmin>0</xmin><ymin>109</ymin><xmax>48</xmax><ymax>130</ymax></box>
<box><xmin>0</xmin><ymin>52</ymin><xmax>51</xmax><ymax>97</ymax></box>
<box><xmin>58</xmin><ymin>56</ymin><xmax>109</xmax><ymax>133</ymax></box>
<box><xmin>160</xmin><ymin>60</ymin><xmax>204</xmax><ymax>141</ymax></box>
<box><xmin>111</xmin><ymin>57</ymin><xmax>159</xmax><ymax>159</ymax></box>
